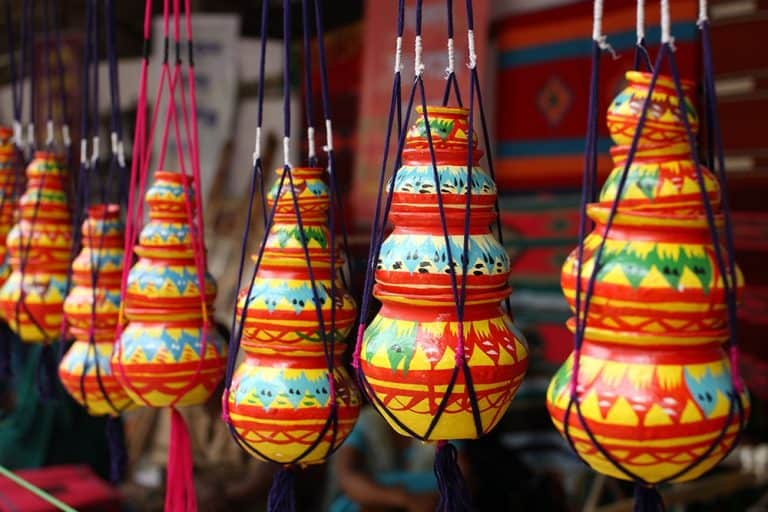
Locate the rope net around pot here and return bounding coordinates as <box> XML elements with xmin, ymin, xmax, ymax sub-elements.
<box><xmin>112</xmin><ymin>1</ymin><xmax>227</xmax><ymax>510</ymax></box>
<box><xmin>220</xmin><ymin>1</ymin><xmax>359</xmax><ymax>511</ymax></box>
<box><xmin>545</xmin><ymin>1</ymin><xmax>749</xmax><ymax>509</ymax></box>
<box><xmin>353</xmin><ymin>1</ymin><xmax>529</xmax><ymax>510</ymax></box>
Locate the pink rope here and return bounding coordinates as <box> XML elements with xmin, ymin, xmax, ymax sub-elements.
<box><xmin>352</xmin><ymin>325</ymin><xmax>364</xmax><ymax>369</ymax></box>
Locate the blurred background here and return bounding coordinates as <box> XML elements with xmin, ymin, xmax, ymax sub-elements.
<box><xmin>0</xmin><ymin>0</ymin><xmax>766</xmax><ymax>510</ymax></box>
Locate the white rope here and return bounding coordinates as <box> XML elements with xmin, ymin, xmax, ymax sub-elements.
<box><xmin>62</xmin><ymin>124</ymin><xmax>71</xmax><ymax>148</ymax></box>
<box><xmin>636</xmin><ymin>0</ymin><xmax>646</xmax><ymax>43</ymax></box>
<box><xmin>307</xmin><ymin>126</ymin><xmax>316</xmax><ymax>161</ymax></box>
<box><xmin>252</xmin><ymin>126</ymin><xmax>262</xmax><ymax>166</ymax></box>
<box><xmin>283</xmin><ymin>135</ymin><xmax>291</xmax><ymax>168</ymax></box>
<box><xmin>117</xmin><ymin>141</ymin><xmax>126</xmax><ymax>167</ymax></box>
<box><xmin>467</xmin><ymin>30</ymin><xmax>477</xmax><ymax>69</ymax></box>
<box><xmin>80</xmin><ymin>138</ymin><xmax>88</xmax><ymax>165</ymax></box>
<box><xmin>414</xmin><ymin>35</ymin><xmax>425</xmax><ymax>76</ymax></box>
<box><xmin>26</xmin><ymin>123</ymin><xmax>35</xmax><ymax>150</ymax></box>
<box><xmin>91</xmin><ymin>135</ymin><xmax>100</xmax><ymax>165</ymax></box>
<box><xmin>698</xmin><ymin>0</ymin><xmax>708</xmax><ymax>25</ymax></box>
<box><xmin>445</xmin><ymin>37</ymin><xmax>455</xmax><ymax>78</ymax></box>
<box><xmin>394</xmin><ymin>36</ymin><xmax>403</xmax><ymax>74</ymax></box>
<box><xmin>111</xmin><ymin>131</ymin><xmax>119</xmax><ymax>155</ymax></box>
<box><xmin>661</xmin><ymin>0</ymin><xmax>675</xmax><ymax>49</ymax></box>
<box><xmin>45</xmin><ymin>120</ymin><xmax>54</xmax><ymax>147</ymax></box>
<box><xmin>323</xmin><ymin>119</ymin><xmax>333</xmax><ymax>153</ymax></box>
<box><xmin>592</xmin><ymin>0</ymin><xmax>617</xmax><ymax>56</ymax></box>
<box><xmin>12</xmin><ymin>121</ymin><xmax>22</xmax><ymax>149</ymax></box>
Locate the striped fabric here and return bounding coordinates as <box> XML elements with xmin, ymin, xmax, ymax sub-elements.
<box><xmin>493</xmin><ymin>0</ymin><xmax>700</xmax><ymax>191</ymax></box>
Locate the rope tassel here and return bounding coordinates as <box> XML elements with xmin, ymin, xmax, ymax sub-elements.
<box><xmin>0</xmin><ymin>322</ymin><xmax>13</xmax><ymax>381</ymax></box>
<box><xmin>106</xmin><ymin>415</ymin><xmax>127</xmax><ymax>484</ymax></box>
<box><xmin>36</xmin><ymin>343</ymin><xmax>58</xmax><ymax>401</ymax></box>
<box><xmin>267</xmin><ymin>467</ymin><xmax>296</xmax><ymax>512</ymax></box>
<box><xmin>633</xmin><ymin>483</ymin><xmax>666</xmax><ymax>512</ymax></box>
<box><xmin>165</xmin><ymin>409</ymin><xmax>197</xmax><ymax>512</ymax></box>
<box><xmin>434</xmin><ymin>442</ymin><xmax>473</xmax><ymax>512</ymax></box>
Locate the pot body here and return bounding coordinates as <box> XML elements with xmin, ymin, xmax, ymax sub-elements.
<box><xmin>228</xmin><ymin>350</ymin><xmax>361</xmax><ymax>464</ymax></box>
<box><xmin>561</xmin><ymin>207</ymin><xmax>743</xmax><ymax>337</ymax></box>
<box><xmin>59</xmin><ymin>340</ymin><xmax>134</xmax><ymax>415</ymax></box>
<box><xmin>60</xmin><ymin>205</ymin><xmax>133</xmax><ymax>414</ymax></box>
<box><xmin>376</xmin><ymin>210</ymin><xmax>509</xmax><ymax>295</ymax></box>
<box><xmin>237</xmin><ymin>268</ymin><xmax>355</xmax><ymax>350</ymax></box>
<box><xmin>231</xmin><ymin>167</ymin><xmax>359</xmax><ymax>463</ymax></box>
<box><xmin>0</xmin><ymin>129</ymin><xmax>20</xmax><ymax>288</ymax></box>
<box><xmin>601</xmin><ymin>143</ymin><xmax>720</xmax><ymax>215</ymax></box>
<box><xmin>547</xmin><ymin>339</ymin><xmax>749</xmax><ymax>483</ymax></box>
<box><xmin>549</xmin><ymin>71</ymin><xmax>748</xmax><ymax>486</ymax></box>
<box><xmin>360</xmin><ymin>105</ymin><xmax>526</xmax><ymax>441</ymax></box>
<box><xmin>0</xmin><ymin>152</ymin><xmax>71</xmax><ymax>341</ymax></box>
<box><xmin>606</xmin><ymin>71</ymin><xmax>698</xmax><ymax>146</ymax></box>
<box><xmin>113</xmin><ymin>171</ymin><xmax>226</xmax><ymax>407</ymax></box>
<box><xmin>360</xmin><ymin>288</ymin><xmax>528</xmax><ymax>440</ymax></box>
<box><xmin>114</xmin><ymin>320</ymin><xmax>225</xmax><ymax>407</ymax></box>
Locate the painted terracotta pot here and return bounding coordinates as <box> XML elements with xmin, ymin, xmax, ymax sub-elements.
<box><xmin>0</xmin><ymin>151</ymin><xmax>71</xmax><ymax>342</ymax></box>
<box><xmin>394</xmin><ymin>106</ymin><xmax>494</xmax><ymax>213</ymax></box>
<box><xmin>227</xmin><ymin>348</ymin><xmax>361</xmax><ymax>464</ymax></box>
<box><xmin>600</xmin><ymin>143</ymin><xmax>720</xmax><ymax>216</ymax></box>
<box><xmin>607</xmin><ymin>71</ymin><xmax>698</xmax><ymax>147</ymax></box>
<box><xmin>0</xmin><ymin>127</ymin><xmax>20</xmax><ymax>288</ymax></box>
<box><xmin>113</xmin><ymin>170</ymin><xmax>226</xmax><ymax>407</ymax></box>
<box><xmin>376</xmin><ymin>210</ymin><xmax>510</xmax><ymax>295</ymax></box>
<box><xmin>59</xmin><ymin>204</ymin><xmax>133</xmax><ymax>415</ymax></box>
<box><xmin>236</xmin><ymin>267</ymin><xmax>355</xmax><ymax>351</ymax></box>
<box><xmin>547</xmin><ymin>336</ymin><xmax>749</xmax><ymax>483</ymax></box>
<box><xmin>231</xmin><ymin>166</ymin><xmax>359</xmax><ymax>464</ymax></box>
<box><xmin>360</xmin><ymin>286</ymin><xmax>528</xmax><ymax>440</ymax></box>
<box><xmin>561</xmin><ymin>206</ymin><xmax>743</xmax><ymax>337</ymax></box>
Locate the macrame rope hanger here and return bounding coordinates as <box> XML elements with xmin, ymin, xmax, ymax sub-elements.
<box><xmin>562</xmin><ymin>2</ymin><xmax>747</xmax><ymax>509</ymax></box>
<box><xmin>352</xmin><ymin>1</ymin><xmax>512</xmax><ymax>510</ymax></box>
<box><xmin>634</xmin><ymin>0</ymin><xmax>653</xmax><ymax>70</ymax></box>
<box><xmin>219</xmin><ymin>3</ymin><xmax>349</xmax><ymax>510</ymax></box>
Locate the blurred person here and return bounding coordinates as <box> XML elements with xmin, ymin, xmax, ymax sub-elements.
<box><xmin>327</xmin><ymin>406</ymin><xmax>470</xmax><ymax>512</ymax></box>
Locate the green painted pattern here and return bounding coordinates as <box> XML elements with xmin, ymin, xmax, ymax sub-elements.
<box><xmin>593</xmin><ymin>242</ymin><xmax>713</xmax><ymax>293</ymax></box>
<box><xmin>272</xmin><ymin>225</ymin><xmax>329</xmax><ymax>249</ymax></box>
<box><xmin>413</xmin><ymin>116</ymin><xmax>455</xmax><ymax>141</ymax></box>
<box><xmin>363</xmin><ymin>316</ymin><xmax>418</xmax><ymax>374</ymax></box>
<box><xmin>600</xmin><ymin>164</ymin><xmax>660</xmax><ymax>201</ymax></box>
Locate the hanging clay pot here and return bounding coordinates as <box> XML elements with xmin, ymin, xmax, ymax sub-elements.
<box><xmin>360</xmin><ymin>286</ymin><xmax>528</xmax><ymax>440</ymax></box>
<box><xmin>607</xmin><ymin>71</ymin><xmax>698</xmax><ymax>147</ymax></box>
<box><xmin>360</xmin><ymin>104</ymin><xmax>527</xmax><ymax>441</ymax></box>
<box><xmin>112</xmin><ymin>171</ymin><xmax>226</xmax><ymax>408</ymax></box>
<box><xmin>549</xmin><ymin>70</ymin><xmax>748</xmax><ymax>486</ymax></box>
<box><xmin>561</xmin><ymin>206</ymin><xmax>743</xmax><ymax>337</ymax></box>
<box><xmin>229</xmin><ymin>166</ymin><xmax>359</xmax><ymax>464</ymax></box>
<box><xmin>59</xmin><ymin>204</ymin><xmax>133</xmax><ymax>415</ymax></box>
<box><xmin>600</xmin><ymin>142</ymin><xmax>720</xmax><ymax>216</ymax></box>
<box><xmin>547</xmin><ymin>333</ymin><xmax>749</xmax><ymax>483</ymax></box>
<box><xmin>0</xmin><ymin>127</ymin><xmax>19</xmax><ymax>288</ymax></box>
<box><xmin>0</xmin><ymin>151</ymin><xmax>71</xmax><ymax>342</ymax></box>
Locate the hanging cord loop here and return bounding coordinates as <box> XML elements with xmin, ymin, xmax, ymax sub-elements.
<box><xmin>592</xmin><ymin>0</ymin><xmax>617</xmax><ymax>58</ymax></box>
